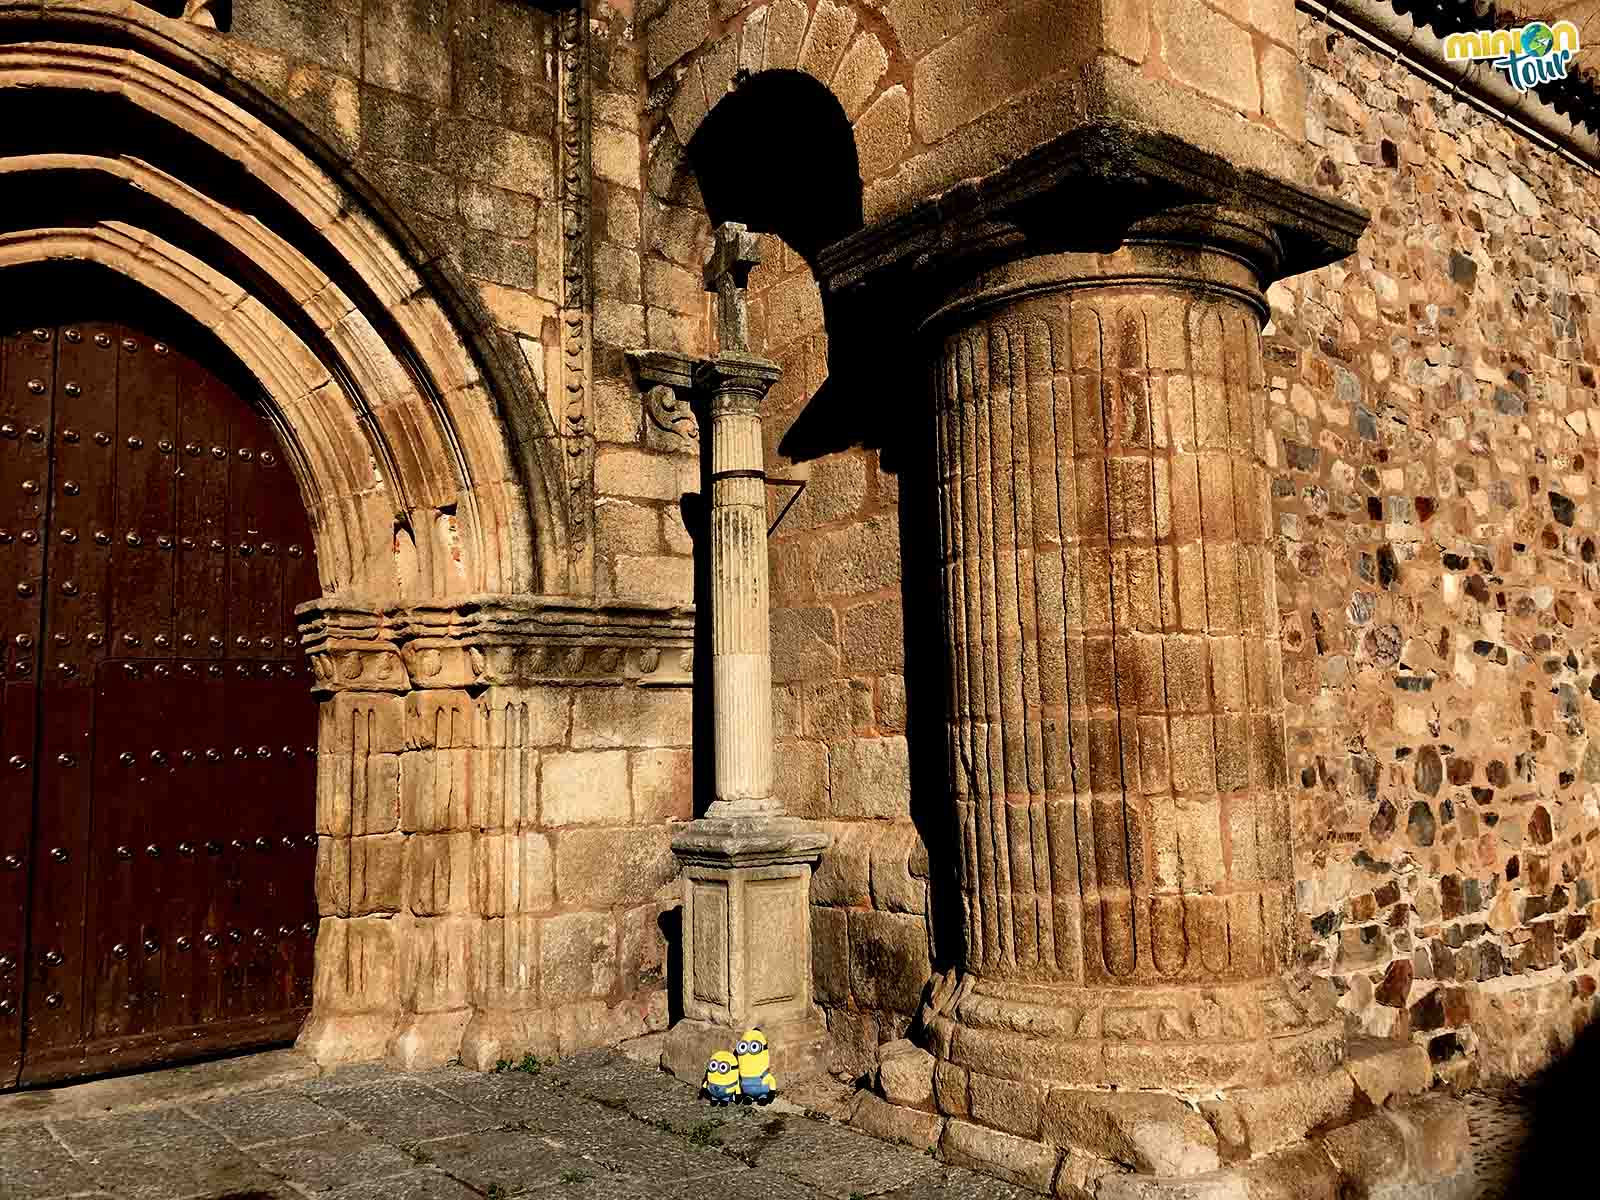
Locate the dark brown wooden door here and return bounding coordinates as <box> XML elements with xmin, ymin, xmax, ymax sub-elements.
<box><xmin>0</xmin><ymin>320</ymin><xmax>319</xmax><ymax>1088</ymax></box>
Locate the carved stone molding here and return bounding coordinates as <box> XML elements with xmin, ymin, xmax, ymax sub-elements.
<box><xmin>631</xmin><ymin>349</ymin><xmax>703</xmax><ymax>451</ymax></box>
<box><xmin>558</xmin><ymin>1</ymin><xmax>594</xmax><ymax>577</ymax></box>
<box><xmin>299</xmin><ymin>595</ymin><xmax>694</xmax><ymax>693</ymax></box>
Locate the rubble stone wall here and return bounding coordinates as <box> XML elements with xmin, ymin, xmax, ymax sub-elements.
<box><xmin>1274</xmin><ymin>10</ymin><xmax>1600</xmax><ymax>1083</ymax></box>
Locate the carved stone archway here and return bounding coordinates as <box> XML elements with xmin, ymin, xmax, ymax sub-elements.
<box><xmin>0</xmin><ymin>5</ymin><xmax>693</xmax><ymax>1070</ymax></box>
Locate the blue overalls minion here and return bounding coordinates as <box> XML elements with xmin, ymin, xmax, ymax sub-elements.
<box><xmin>703</xmin><ymin>1049</ymin><xmax>742</xmax><ymax>1105</ymax></box>
<box><xmin>735</xmin><ymin>1029</ymin><xmax>776</xmax><ymax>1104</ymax></box>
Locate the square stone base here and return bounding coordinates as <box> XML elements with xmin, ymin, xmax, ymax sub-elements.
<box><xmin>662</xmin><ymin>1013</ymin><xmax>830</xmax><ymax>1086</ymax></box>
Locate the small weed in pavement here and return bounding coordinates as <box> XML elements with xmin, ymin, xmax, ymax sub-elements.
<box><xmin>485</xmin><ymin>1187</ymin><xmax>507</xmax><ymax>1200</ymax></box>
<box><xmin>687</xmin><ymin>1119</ymin><xmax>724</xmax><ymax>1147</ymax></box>
<box><xmin>559</xmin><ymin>1169</ymin><xmax>593</xmax><ymax>1184</ymax></box>
<box><xmin>494</xmin><ymin>1052</ymin><xmax>544</xmax><ymax>1075</ymax></box>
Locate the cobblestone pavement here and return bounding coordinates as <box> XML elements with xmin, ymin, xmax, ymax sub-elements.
<box><xmin>0</xmin><ymin>1050</ymin><xmax>1536</xmax><ymax>1200</ymax></box>
<box><xmin>0</xmin><ymin>1050</ymin><xmax>1039</xmax><ymax>1200</ymax></box>
<box><xmin>1454</xmin><ymin>1089</ymin><xmax>1530</xmax><ymax>1200</ymax></box>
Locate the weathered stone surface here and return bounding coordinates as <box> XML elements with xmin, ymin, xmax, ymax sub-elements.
<box><xmin>852</xmin><ymin>1090</ymin><xmax>945</xmax><ymax>1150</ymax></box>
<box><xmin>847</xmin><ymin>909</ymin><xmax>931</xmax><ymax>1012</ymax></box>
<box><xmin>540</xmin><ymin>912</ymin><xmax>618</xmax><ymax>1003</ymax></box>
<box><xmin>555</xmin><ymin>826</ymin><xmax>676</xmax><ymax>907</ymax></box>
<box><xmin>940</xmin><ymin>1118</ymin><xmax>1059</xmax><ymax>1192</ymax></box>
<box><xmin>540</xmin><ymin>750</ymin><xmax>629</xmax><ymax>826</ymax></box>
<box><xmin>878</xmin><ymin>1040</ymin><xmax>937</xmax><ymax>1111</ymax></box>
<box><xmin>1343</xmin><ymin>1039</ymin><xmax>1432</xmax><ymax>1108</ymax></box>
<box><xmin>647</xmin><ymin>0</ymin><xmax>708</xmax><ymax>77</ymax></box>
<box><xmin>1202</xmin><ymin>1071</ymin><xmax>1356</xmax><ymax>1161</ymax></box>
<box><xmin>1043</xmin><ymin>1090</ymin><xmax>1221</xmax><ymax>1176</ymax></box>
<box><xmin>571</xmin><ymin>687</ymin><xmax>692</xmax><ymax>750</ymax></box>
<box><xmin>830</xmin><ymin>735</ymin><xmax>911</xmax><ymax>819</ymax></box>
<box><xmin>911</xmin><ymin>0</ymin><xmax>1084</xmax><ymax>145</ymax></box>
<box><xmin>631</xmin><ymin>747</ymin><xmax>693</xmax><ymax>823</ymax></box>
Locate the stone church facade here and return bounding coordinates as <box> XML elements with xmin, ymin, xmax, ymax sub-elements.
<box><xmin>1</xmin><ymin>0</ymin><xmax>1597</xmax><ymax>1190</ymax></box>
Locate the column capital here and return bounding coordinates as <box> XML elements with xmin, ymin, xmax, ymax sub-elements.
<box><xmin>692</xmin><ymin>352</ymin><xmax>782</xmax><ymax>401</ymax></box>
<box><xmin>815</xmin><ymin>119</ymin><xmax>1369</xmax><ymax>305</ymax></box>
<box><xmin>925</xmin><ymin>205</ymin><xmax>1286</xmax><ymax>330</ymax></box>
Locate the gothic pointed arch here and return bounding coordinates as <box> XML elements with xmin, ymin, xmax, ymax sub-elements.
<box><xmin>0</xmin><ymin>3</ymin><xmax>572</xmax><ymax>604</ymax></box>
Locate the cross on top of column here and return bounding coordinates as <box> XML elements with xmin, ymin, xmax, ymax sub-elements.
<box><xmin>704</xmin><ymin>222</ymin><xmax>762</xmax><ymax>356</ymax></box>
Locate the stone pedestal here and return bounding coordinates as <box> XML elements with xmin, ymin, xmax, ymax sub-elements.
<box><xmin>662</xmin><ymin>817</ymin><xmax>831</xmax><ymax>1081</ymax></box>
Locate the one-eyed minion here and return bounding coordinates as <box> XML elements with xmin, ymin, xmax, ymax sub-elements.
<box><xmin>735</xmin><ymin>1029</ymin><xmax>776</xmax><ymax>1104</ymax></box>
<box><xmin>703</xmin><ymin>1049</ymin><xmax>742</xmax><ymax>1105</ymax></box>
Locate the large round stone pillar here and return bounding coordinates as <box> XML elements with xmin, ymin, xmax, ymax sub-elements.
<box><xmin>921</xmin><ymin>208</ymin><xmax>1339</xmax><ymax>1095</ymax></box>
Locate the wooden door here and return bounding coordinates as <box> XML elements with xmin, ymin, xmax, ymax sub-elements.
<box><xmin>0</xmin><ymin>319</ymin><xmax>319</xmax><ymax>1088</ymax></box>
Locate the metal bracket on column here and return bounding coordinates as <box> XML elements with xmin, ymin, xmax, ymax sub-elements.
<box><xmin>766</xmin><ymin>476</ymin><xmax>807</xmax><ymax>535</ymax></box>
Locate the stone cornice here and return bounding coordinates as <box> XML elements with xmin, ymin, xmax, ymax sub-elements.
<box><xmin>297</xmin><ymin>594</ymin><xmax>695</xmax><ymax>692</ymax></box>
<box><xmin>816</xmin><ymin>119</ymin><xmax>1370</xmax><ymax>300</ymax></box>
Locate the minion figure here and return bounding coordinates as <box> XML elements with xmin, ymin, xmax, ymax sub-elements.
<box><xmin>735</xmin><ymin>1029</ymin><xmax>776</xmax><ymax>1105</ymax></box>
<box><xmin>703</xmin><ymin>1050</ymin><xmax>742</xmax><ymax>1105</ymax></box>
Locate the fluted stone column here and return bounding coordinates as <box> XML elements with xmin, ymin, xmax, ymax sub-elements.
<box><xmin>702</xmin><ymin>348</ymin><xmax>781</xmax><ymax>818</ymax></box>
<box><xmin>917</xmin><ymin>208</ymin><xmax>1340</xmax><ymax>1097</ymax></box>
<box><xmin>662</xmin><ymin>224</ymin><xmax>829</xmax><ymax>1082</ymax></box>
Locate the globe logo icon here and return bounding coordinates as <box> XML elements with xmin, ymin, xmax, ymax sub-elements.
<box><xmin>1522</xmin><ymin>22</ymin><xmax>1554</xmax><ymax>55</ymax></box>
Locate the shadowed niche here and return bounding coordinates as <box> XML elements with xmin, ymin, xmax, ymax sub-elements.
<box><xmin>686</xmin><ymin>69</ymin><xmax>903</xmax><ymax>462</ymax></box>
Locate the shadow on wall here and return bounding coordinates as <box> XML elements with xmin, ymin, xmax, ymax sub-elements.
<box><xmin>1503</xmin><ymin>1011</ymin><xmax>1600</xmax><ymax>1193</ymax></box>
<box><xmin>689</xmin><ymin>69</ymin><xmax>911</xmax><ymax>464</ymax></box>
<box><xmin>681</xmin><ymin>68</ymin><xmax>966</xmax><ymax>972</ymax></box>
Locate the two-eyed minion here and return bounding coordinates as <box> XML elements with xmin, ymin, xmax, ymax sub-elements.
<box><xmin>735</xmin><ymin>1029</ymin><xmax>776</xmax><ymax>1104</ymax></box>
<box><xmin>703</xmin><ymin>1049</ymin><xmax>742</xmax><ymax>1105</ymax></box>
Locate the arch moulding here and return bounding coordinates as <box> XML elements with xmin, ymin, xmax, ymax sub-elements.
<box><xmin>0</xmin><ymin>3</ymin><xmax>697</xmax><ymax>1070</ymax></box>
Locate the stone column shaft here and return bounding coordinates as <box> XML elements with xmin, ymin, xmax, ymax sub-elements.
<box><xmin>705</xmin><ymin>363</ymin><xmax>778</xmax><ymax>815</ymax></box>
<box><xmin>663</xmin><ymin>223</ymin><xmax>829</xmax><ymax>1083</ymax></box>
<box><xmin>919</xmin><ymin>210</ymin><xmax>1334</xmax><ymax>1093</ymax></box>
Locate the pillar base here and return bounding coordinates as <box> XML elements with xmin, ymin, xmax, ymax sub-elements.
<box><xmin>662</xmin><ymin>1013</ymin><xmax>831</xmax><ymax>1085</ymax></box>
<box><xmin>855</xmin><ymin>1026</ymin><xmax>1471</xmax><ymax>1197</ymax></box>
<box><xmin>665</xmin><ymin>815</ymin><xmax>831</xmax><ymax>1085</ymax></box>
<box><xmin>926</xmin><ymin>973</ymin><xmax>1345</xmax><ymax>1093</ymax></box>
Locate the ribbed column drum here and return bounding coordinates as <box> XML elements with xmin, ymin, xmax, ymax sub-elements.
<box><xmin>704</xmin><ymin>358</ymin><xmax>780</xmax><ymax>816</ymax></box>
<box><xmin>922</xmin><ymin>211</ymin><xmax>1339</xmax><ymax>1091</ymax></box>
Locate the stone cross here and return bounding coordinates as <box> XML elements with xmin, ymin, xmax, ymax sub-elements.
<box><xmin>703</xmin><ymin>222</ymin><xmax>762</xmax><ymax>355</ymax></box>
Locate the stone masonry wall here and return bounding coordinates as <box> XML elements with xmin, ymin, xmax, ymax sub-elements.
<box><xmin>231</xmin><ymin>0</ymin><xmax>563</xmax><ymax>426</ymax></box>
<box><xmin>1273</xmin><ymin>11</ymin><xmax>1600</xmax><ymax>1084</ymax></box>
<box><xmin>164</xmin><ymin>0</ymin><xmax>702</xmax><ymax>1064</ymax></box>
<box><xmin>310</xmin><ymin>672</ymin><xmax>691</xmax><ymax>1066</ymax></box>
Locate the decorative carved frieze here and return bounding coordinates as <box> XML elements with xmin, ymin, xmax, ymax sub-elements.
<box><xmin>299</xmin><ymin>596</ymin><xmax>695</xmax><ymax>692</ymax></box>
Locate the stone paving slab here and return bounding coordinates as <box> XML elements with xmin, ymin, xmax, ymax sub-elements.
<box><xmin>0</xmin><ymin>1048</ymin><xmax>1535</xmax><ymax>1200</ymax></box>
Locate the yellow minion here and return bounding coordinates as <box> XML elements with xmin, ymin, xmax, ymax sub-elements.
<box><xmin>735</xmin><ymin>1028</ymin><xmax>776</xmax><ymax>1104</ymax></box>
<box><xmin>703</xmin><ymin>1049</ymin><xmax>741</xmax><ymax>1105</ymax></box>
